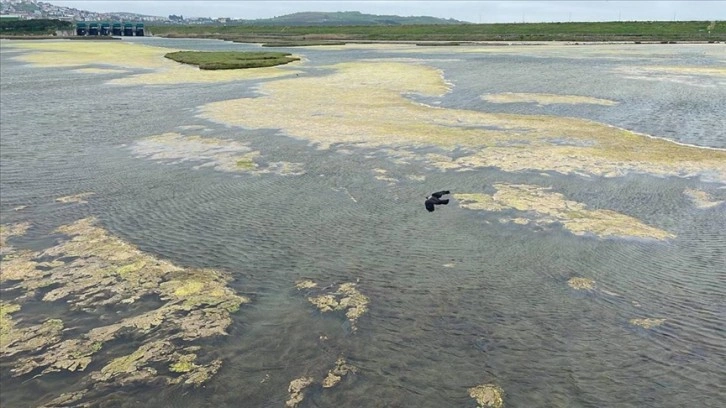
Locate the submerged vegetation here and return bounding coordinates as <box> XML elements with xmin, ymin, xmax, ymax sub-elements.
<box><xmin>303</xmin><ymin>281</ymin><xmax>370</xmax><ymax>332</ymax></box>
<box><xmin>455</xmin><ymin>184</ymin><xmax>676</xmax><ymax>240</ymax></box>
<box><xmin>468</xmin><ymin>383</ymin><xmax>505</xmax><ymax>408</ymax></box>
<box><xmin>0</xmin><ymin>216</ymin><xmax>248</xmax><ymax>405</ymax></box>
<box><xmin>130</xmin><ymin>132</ymin><xmax>305</xmax><ymax>176</ymax></box>
<box><xmin>629</xmin><ymin>318</ymin><xmax>666</xmax><ymax>329</ymax></box>
<box><xmin>199</xmin><ymin>59</ymin><xmax>726</xmax><ymax>182</ymax></box>
<box><xmin>164</xmin><ymin>51</ymin><xmax>300</xmax><ymax>70</ymax></box>
<box><xmin>482</xmin><ymin>92</ymin><xmax>618</xmax><ymax>106</ymax></box>
<box><xmin>568</xmin><ymin>277</ymin><xmax>596</xmax><ymax>291</ymax></box>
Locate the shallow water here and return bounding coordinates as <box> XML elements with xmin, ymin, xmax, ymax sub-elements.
<box><xmin>1</xmin><ymin>39</ymin><xmax>725</xmax><ymax>408</ymax></box>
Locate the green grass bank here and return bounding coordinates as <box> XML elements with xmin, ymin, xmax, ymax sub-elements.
<box><xmin>163</xmin><ymin>51</ymin><xmax>300</xmax><ymax>70</ymax></box>
<box><xmin>147</xmin><ymin>20</ymin><xmax>724</xmax><ymax>43</ymax></box>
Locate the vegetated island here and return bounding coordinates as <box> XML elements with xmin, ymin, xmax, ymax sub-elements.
<box><xmin>163</xmin><ymin>51</ymin><xmax>299</xmax><ymax>70</ymax></box>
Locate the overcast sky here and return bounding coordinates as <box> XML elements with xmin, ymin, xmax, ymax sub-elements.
<box><xmin>47</xmin><ymin>1</ymin><xmax>726</xmax><ymax>23</ymax></box>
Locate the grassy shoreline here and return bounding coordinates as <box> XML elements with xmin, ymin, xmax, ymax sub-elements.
<box><xmin>3</xmin><ymin>21</ymin><xmax>722</xmax><ymax>44</ymax></box>
<box><xmin>146</xmin><ymin>20</ymin><xmax>724</xmax><ymax>44</ymax></box>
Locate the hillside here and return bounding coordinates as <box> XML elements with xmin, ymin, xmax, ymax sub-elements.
<box><xmin>237</xmin><ymin>11</ymin><xmax>466</xmax><ymax>26</ymax></box>
<box><xmin>0</xmin><ymin>1</ymin><xmax>464</xmax><ymax>25</ymax></box>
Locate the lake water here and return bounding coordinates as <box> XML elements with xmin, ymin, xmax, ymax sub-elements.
<box><xmin>1</xmin><ymin>38</ymin><xmax>724</xmax><ymax>407</ymax></box>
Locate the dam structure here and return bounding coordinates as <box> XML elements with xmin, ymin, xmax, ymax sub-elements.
<box><xmin>76</xmin><ymin>22</ymin><xmax>144</xmax><ymax>36</ymax></box>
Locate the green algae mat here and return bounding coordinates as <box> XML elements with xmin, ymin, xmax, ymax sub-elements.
<box><xmin>164</xmin><ymin>51</ymin><xmax>300</xmax><ymax>70</ymax></box>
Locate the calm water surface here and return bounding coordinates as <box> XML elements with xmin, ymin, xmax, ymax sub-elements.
<box><xmin>1</xmin><ymin>39</ymin><xmax>724</xmax><ymax>407</ymax></box>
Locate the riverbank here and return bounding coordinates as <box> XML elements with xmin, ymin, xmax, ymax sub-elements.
<box><xmin>3</xmin><ymin>20</ymin><xmax>722</xmax><ymax>44</ymax></box>
<box><xmin>1</xmin><ymin>34</ymin><xmax>721</xmax><ymax>47</ymax></box>
<box><xmin>146</xmin><ymin>20</ymin><xmax>725</xmax><ymax>43</ymax></box>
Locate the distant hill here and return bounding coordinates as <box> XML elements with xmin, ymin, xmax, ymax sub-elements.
<box><xmin>237</xmin><ymin>11</ymin><xmax>468</xmax><ymax>26</ymax></box>
<box><xmin>1</xmin><ymin>1</ymin><xmax>468</xmax><ymax>25</ymax></box>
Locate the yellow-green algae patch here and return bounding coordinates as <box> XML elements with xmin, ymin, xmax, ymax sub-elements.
<box><xmin>373</xmin><ymin>168</ymin><xmax>399</xmax><ymax>184</ymax></box>
<box><xmin>10</xmin><ymin>338</ymin><xmax>100</xmax><ymax>376</ymax></box>
<box><xmin>684</xmin><ymin>188</ymin><xmax>724</xmax><ymax>209</ymax></box>
<box><xmin>130</xmin><ymin>133</ymin><xmax>304</xmax><ymax>176</ymax></box>
<box><xmin>91</xmin><ymin>341</ymin><xmax>221</xmax><ymax>386</ymax></box>
<box><xmin>469</xmin><ymin>383</ymin><xmax>505</xmax><ymax>408</ymax></box>
<box><xmin>322</xmin><ymin>357</ymin><xmax>357</xmax><ymax>388</ymax></box>
<box><xmin>92</xmin><ymin>341</ymin><xmax>221</xmax><ymax>386</ymax></box>
<box><xmin>616</xmin><ymin>65</ymin><xmax>726</xmax><ymax>78</ymax></box>
<box><xmin>307</xmin><ymin>281</ymin><xmax>370</xmax><ymax>332</ymax></box>
<box><xmin>169</xmin><ymin>353</ymin><xmax>198</xmax><ymax>373</ymax></box>
<box><xmin>0</xmin><ymin>216</ymin><xmax>248</xmax><ymax>401</ymax></box>
<box><xmin>613</xmin><ymin>65</ymin><xmax>726</xmax><ymax>88</ymax></box>
<box><xmin>286</xmin><ymin>376</ymin><xmax>315</xmax><ymax>408</ymax></box>
<box><xmin>0</xmin><ymin>302</ymin><xmax>21</xmax><ymax>343</ymax></box>
<box><xmin>630</xmin><ymin>317</ymin><xmax>666</xmax><ymax>329</ymax></box>
<box><xmin>73</xmin><ymin>67</ymin><xmax>128</xmax><ymax>75</ymax></box>
<box><xmin>198</xmin><ymin>60</ymin><xmax>726</xmax><ymax>181</ymax></box>
<box><xmin>482</xmin><ymin>92</ymin><xmax>617</xmax><ymax>106</ymax></box>
<box><xmin>283</xmin><ymin>357</ymin><xmax>357</xmax><ymax>407</ymax></box>
<box><xmin>346</xmin><ymin>43</ymin><xmax>726</xmax><ymax>66</ymax></box>
<box><xmin>1</xmin><ymin>305</ymin><xmax>65</xmax><ymax>359</ymax></box>
<box><xmin>568</xmin><ymin>277</ymin><xmax>596</xmax><ymax>291</ymax></box>
<box><xmin>0</xmin><ymin>221</ymin><xmax>31</xmax><ymax>254</ymax></box>
<box><xmin>3</xmin><ymin>41</ymin><xmax>301</xmax><ymax>85</ymax></box>
<box><xmin>56</xmin><ymin>192</ymin><xmax>94</xmax><ymax>204</ymax></box>
<box><xmin>295</xmin><ymin>279</ymin><xmax>318</xmax><ymax>289</ymax></box>
<box><xmin>455</xmin><ymin>184</ymin><xmax>675</xmax><ymax>240</ymax></box>
<box><xmin>40</xmin><ymin>391</ymin><xmax>88</xmax><ymax>408</ymax></box>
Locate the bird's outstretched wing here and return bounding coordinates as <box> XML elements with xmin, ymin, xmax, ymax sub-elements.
<box><xmin>425</xmin><ymin>199</ymin><xmax>436</xmax><ymax>212</ymax></box>
<box><xmin>430</xmin><ymin>190</ymin><xmax>450</xmax><ymax>199</ymax></box>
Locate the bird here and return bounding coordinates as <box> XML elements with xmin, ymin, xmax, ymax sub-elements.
<box><xmin>425</xmin><ymin>190</ymin><xmax>450</xmax><ymax>212</ymax></box>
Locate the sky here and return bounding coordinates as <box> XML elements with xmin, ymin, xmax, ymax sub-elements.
<box><xmin>46</xmin><ymin>1</ymin><xmax>726</xmax><ymax>23</ymax></box>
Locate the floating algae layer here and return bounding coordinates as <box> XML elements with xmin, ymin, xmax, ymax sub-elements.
<box><xmin>301</xmin><ymin>280</ymin><xmax>369</xmax><ymax>332</ymax></box>
<box><xmin>0</xmin><ymin>302</ymin><xmax>22</xmax><ymax>348</ymax></box>
<box><xmin>373</xmin><ymin>168</ymin><xmax>399</xmax><ymax>184</ymax></box>
<box><xmin>322</xmin><ymin>357</ymin><xmax>356</xmax><ymax>388</ymax></box>
<box><xmin>683</xmin><ymin>188</ymin><xmax>724</xmax><ymax>209</ymax></box>
<box><xmin>455</xmin><ymin>184</ymin><xmax>675</xmax><ymax>240</ymax></box>
<box><xmin>286</xmin><ymin>376</ymin><xmax>315</xmax><ymax>408</ymax></box>
<box><xmin>73</xmin><ymin>67</ymin><xmax>128</xmax><ymax>75</ymax></box>
<box><xmin>284</xmin><ymin>357</ymin><xmax>357</xmax><ymax>407</ymax></box>
<box><xmin>614</xmin><ymin>65</ymin><xmax>726</xmax><ymax>78</ymax></box>
<box><xmin>629</xmin><ymin>318</ymin><xmax>666</xmax><ymax>329</ymax></box>
<box><xmin>613</xmin><ymin>65</ymin><xmax>726</xmax><ymax>88</ymax></box>
<box><xmin>198</xmin><ymin>61</ymin><xmax>726</xmax><ymax>182</ymax></box>
<box><xmin>0</xmin><ymin>221</ymin><xmax>30</xmax><ymax>254</ymax></box>
<box><xmin>482</xmin><ymin>92</ymin><xmax>618</xmax><ymax>106</ymax></box>
<box><xmin>0</xmin><ymin>299</ymin><xmax>64</xmax><ymax>358</ymax></box>
<box><xmin>307</xmin><ymin>42</ymin><xmax>726</xmax><ymax>63</ymax></box>
<box><xmin>3</xmin><ymin>41</ymin><xmax>301</xmax><ymax>85</ymax></box>
<box><xmin>0</xmin><ymin>217</ymin><xmax>248</xmax><ymax>405</ymax></box>
<box><xmin>468</xmin><ymin>383</ymin><xmax>505</xmax><ymax>408</ymax></box>
<box><xmin>568</xmin><ymin>277</ymin><xmax>596</xmax><ymax>290</ymax></box>
<box><xmin>55</xmin><ymin>192</ymin><xmax>94</xmax><ymax>204</ymax></box>
<box><xmin>295</xmin><ymin>279</ymin><xmax>318</xmax><ymax>289</ymax></box>
<box><xmin>130</xmin><ymin>132</ymin><xmax>305</xmax><ymax>176</ymax></box>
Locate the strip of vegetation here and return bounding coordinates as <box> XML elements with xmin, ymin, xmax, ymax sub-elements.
<box><xmin>0</xmin><ymin>18</ymin><xmax>73</xmax><ymax>35</ymax></box>
<box><xmin>415</xmin><ymin>42</ymin><xmax>461</xmax><ymax>46</ymax></box>
<box><xmin>261</xmin><ymin>41</ymin><xmax>347</xmax><ymax>47</ymax></box>
<box><xmin>163</xmin><ymin>51</ymin><xmax>299</xmax><ymax>70</ymax></box>
<box><xmin>148</xmin><ymin>20</ymin><xmax>724</xmax><ymax>42</ymax></box>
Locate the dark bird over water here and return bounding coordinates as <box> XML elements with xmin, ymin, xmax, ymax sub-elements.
<box><xmin>425</xmin><ymin>190</ymin><xmax>450</xmax><ymax>212</ymax></box>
